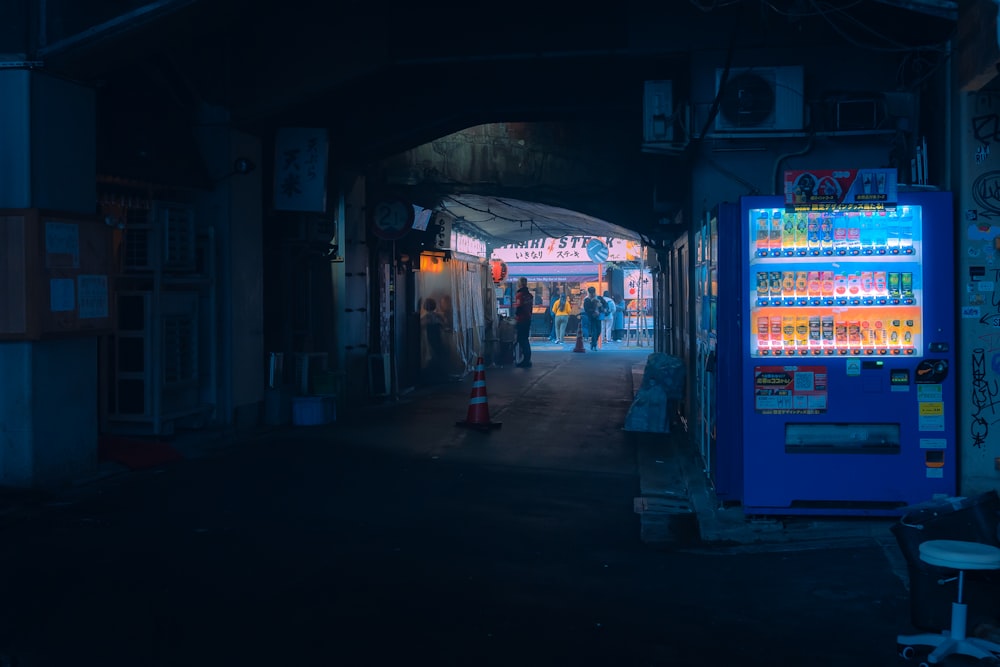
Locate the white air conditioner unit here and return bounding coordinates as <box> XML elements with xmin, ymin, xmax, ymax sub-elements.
<box><xmin>714</xmin><ymin>66</ymin><xmax>804</xmax><ymax>132</ymax></box>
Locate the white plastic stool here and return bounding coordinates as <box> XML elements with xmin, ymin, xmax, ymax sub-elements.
<box><xmin>897</xmin><ymin>539</ymin><xmax>1000</xmax><ymax>665</ymax></box>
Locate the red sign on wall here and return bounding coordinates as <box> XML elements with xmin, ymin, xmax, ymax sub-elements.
<box><xmin>784</xmin><ymin>169</ymin><xmax>898</xmax><ymax>211</ymax></box>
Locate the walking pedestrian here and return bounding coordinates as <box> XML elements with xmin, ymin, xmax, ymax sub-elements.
<box><xmin>551</xmin><ymin>290</ymin><xmax>572</xmax><ymax>343</ymax></box>
<box><xmin>613</xmin><ymin>294</ymin><xmax>626</xmax><ymax>341</ymax></box>
<box><xmin>514</xmin><ymin>277</ymin><xmax>534</xmax><ymax>367</ymax></box>
<box><xmin>582</xmin><ymin>286</ymin><xmax>603</xmax><ymax>351</ymax></box>
<box><xmin>547</xmin><ymin>286</ymin><xmax>561</xmax><ymax>341</ymax></box>
<box><xmin>601</xmin><ymin>290</ymin><xmax>616</xmax><ymax>343</ymax></box>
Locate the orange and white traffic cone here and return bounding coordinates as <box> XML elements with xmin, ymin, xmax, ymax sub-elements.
<box><xmin>573</xmin><ymin>327</ymin><xmax>586</xmax><ymax>353</ymax></box>
<box><xmin>456</xmin><ymin>357</ymin><xmax>502</xmax><ymax>431</ymax></box>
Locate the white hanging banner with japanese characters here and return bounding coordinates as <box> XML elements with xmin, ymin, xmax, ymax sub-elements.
<box><xmin>273</xmin><ymin>128</ymin><xmax>328</xmax><ymax>212</ymax></box>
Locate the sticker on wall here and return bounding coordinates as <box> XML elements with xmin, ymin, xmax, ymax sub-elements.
<box><xmin>918</xmin><ymin>401</ymin><xmax>945</xmax><ymax>431</ymax></box>
<box><xmin>968</xmin><ymin>223</ymin><xmax>999</xmax><ymax>240</ymax></box>
<box><xmin>980</xmin><ymin>281</ymin><xmax>996</xmax><ymax>292</ymax></box>
<box><xmin>964</xmin><ymin>307</ymin><xmax>983</xmax><ymax>319</ymax></box>
<box><xmin>969</xmin><ymin>245</ymin><xmax>982</xmax><ymax>257</ymax></box>
<box><xmin>966</xmin><ymin>209</ymin><xmax>979</xmax><ymax>221</ymax></box>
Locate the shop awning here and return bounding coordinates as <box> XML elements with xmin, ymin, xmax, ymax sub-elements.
<box><xmin>504</xmin><ymin>262</ymin><xmax>603</xmax><ymax>282</ymax></box>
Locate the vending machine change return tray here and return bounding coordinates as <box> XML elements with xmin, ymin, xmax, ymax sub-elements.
<box><xmin>785</xmin><ymin>423</ymin><xmax>900</xmax><ymax>454</ymax></box>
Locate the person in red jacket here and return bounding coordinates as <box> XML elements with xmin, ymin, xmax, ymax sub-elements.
<box><xmin>513</xmin><ymin>276</ymin><xmax>534</xmax><ymax>368</ymax></box>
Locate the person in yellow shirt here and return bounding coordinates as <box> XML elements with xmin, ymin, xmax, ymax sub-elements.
<box><xmin>551</xmin><ymin>291</ymin><xmax>573</xmax><ymax>343</ymax></box>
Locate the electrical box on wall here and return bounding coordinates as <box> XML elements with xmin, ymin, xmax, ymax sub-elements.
<box><xmin>714</xmin><ymin>66</ymin><xmax>805</xmax><ymax>132</ymax></box>
<box><xmin>643</xmin><ymin>80</ymin><xmax>675</xmax><ymax>143</ymax></box>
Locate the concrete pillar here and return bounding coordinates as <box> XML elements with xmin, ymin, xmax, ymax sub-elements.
<box><xmin>0</xmin><ymin>68</ymin><xmax>98</xmax><ymax>487</ymax></box>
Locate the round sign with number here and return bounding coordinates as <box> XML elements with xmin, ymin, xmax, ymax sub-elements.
<box><xmin>586</xmin><ymin>239</ymin><xmax>609</xmax><ymax>263</ymax></box>
<box><xmin>372</xmin><ymin>199</ymin><xmax>413</xmax><ymax>240</ymax></box>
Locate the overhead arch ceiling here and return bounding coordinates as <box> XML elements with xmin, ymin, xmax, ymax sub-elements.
<box><xmin>27</xmin><ymin>0</ymin><xmax>957</xmax><ymax>247</ymax></box>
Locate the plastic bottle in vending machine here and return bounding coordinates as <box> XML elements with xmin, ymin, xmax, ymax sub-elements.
<box><xmin>807</xmin><ymin>214</ymin><xmax>821</xmax><ymax>254</ymax></box>
<box><xmin>872</xmin><ymin>211</ymin><xmax>888</xmax><ymax>253</ymax></box>
<box><xmin>898</xmin><ymin>206</ymin><xmax>914</xmax><ymax>254</ymax></box>
<box><xmin>808</xmin><ymin>315</ymin><xmax>821</xmax><ymax>352</ymax></box>
<box><xmin>858</xmin><ymin>212</ymin><xmax>874</xmax><ymax>253</ymax></box>
<box><xmin>832</xmin><ymin>213</ymin><xmax>847</xmax><ymax>254</ymax></box>
<box><xmin>756</xmin><ymin>210</ymin><xmax>769</xmax><ymax>253</ymax></box>
<box><xmin>821</xmin><ymin>315</ymin><xmax>834</xmax><ymax>351</ymax></box>
<box><xmin>782</xmin><ymin>213</ymin><xmax>796</xmax><ymax>255</ymax></box>
<box><xmin>795</xmin><ymin>315</ymin><xmax>809</xmax><ymax>352</ymax></box>
<box><xmin>886</xmin><ymin>209</ymin><xmax>900</xmax><ymax>253</ymax></box>
<box><xmin>846</xmin><ymin>212</ymin><xmax>861</xmax><ymax>254</ymax></box>
<box><xmin>770</xmin><ymin>316</ymin><xmax>782</xmax><ymax>349</ymax></box>
<box><xmin>769</xmin><ymin>210</ymin><xmax>783</xmax><ymax>253</ymax></box>
<box><xmin>757</xmin><ymin>316</ymin><xmax>770</xmax><ymax>351</ymax></box>
<box><xmin>795</xmin><ymin>212</ymin><xmax>809</xmax><ymax>254</ymax></box>
<box><xmin>782</xmin><ymin>315</ymin><xmax>796</xmax><ymax>352</ymax></box>
<box><xmin>820</xmin><ymin>215</ymin><xmax>834</xmax><ymax>254</ymax></box>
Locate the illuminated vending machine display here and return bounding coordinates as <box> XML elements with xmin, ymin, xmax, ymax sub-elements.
<box><xmin>739</xmin><ymin>171</ymin><xmax>955</xmax><ymax>516</ymax></box>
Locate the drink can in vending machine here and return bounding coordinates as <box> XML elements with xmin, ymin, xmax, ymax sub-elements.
<box><xmin>901</xmin><ymin>272</ymin><xmax>913</xmax><ymax>299</ymax></box>
<box><xmin>756</xmin><ymin>212</ymin><xmax>769</xmax><ymax>251</ymax></box>
<box><xmin>770</xmin><ymin>211</ymin><xmax>783</xmax><ymax>252</ymax></box>
<box><xmin>874</xmin><ymin>271</ymin><xmax>887</xmax><ymax>297</ymax></box>
<box><xmin>903</xmin><ymin>318</ymin><xmax>915</xmax><ymax>347</ymax></box>
<box><xmin>808</xmin><ymin>315</ymin><xmax>821</xmax><ymax>349</ymax></box>
<box><xmin>795</xmin><ymin>315</ymin><xmax>809</xmax><ymax>350</ymax></box>
<box><xmin>821</xmin><ymin>315</ymin><xmax>834</xmax><ymax>349</ymax></box>
<box><xmin>889</xmin><ymin>318</ymin><xmax>902</xmax><ymax>347</ymax></box>
<box><xmin>888</xmin><ymin>272</ymin><xmax>901</xmax><ymax>299</ymax></box>
<box><xmin>848</xmin><ymin>320</ymin><xmax>861</xmax><ymax>348</ymax></box>
<box><xmin>835</xmin><ymin>318</ymin><xmax>848</xmax><ymax>349</ymax></box>
<box><xmin>770</xmin><ymin>316</ymin><xmax>782</xmax><ymax>347</ymax></box>
<box><xmin>769</xmin><ymin>271</ymin><xmax>783</xmax><ymax>297</ymax></box>
<box><xmin>821</xmin><ymin>271</ymin><xmax>835</xmax><ymax>297</ymax></box>
<box><xmin>847</xmin><ymin>273</ymin><xmax>860</xmax><ymax>296</ymax></box>
<box><xmin>807</xmin><ymin>271</ymin><xmax>821</xmax><ymax>298</ymax></box>
<box><xmin>795</xmin><ymin>271</ymin><xmax>808</xmax><ymax>297</ymax></box>
<box><xmin>861</xmin><ymin>271</ymin><xmax>873</xmax><ymax>294</ymax></box>
<box><xmin>757</xmin><ymin>316</ymin><xmax>770</xmax><ymax>349</ymax></box>
<box><xmin>834</xmin><ymin>273</ymin><xmax>847</xmax><ymax>296</ymax></box>
<box><xmin>873</xmin><ymin>318</ymin><xmax>886</xmax><ymax>349</ymax></box>
<box><xmin>782</xmin><ymin>315</ymin><xmax>796</xmax><ymax>349</ymax></box>
<box><xmin>757</xmin><ymin>272</ymin><xmax>770</xmax><ymax>297</ymax></box>
<box><xmin>807</xmin><ymin>216</ymin><xmax>821</xmax><ymax>253</ymax></box>
<box><xmin>782</xmin><ymin>271</ymin><xmax>796</xmax><ymax>295</ymax></box>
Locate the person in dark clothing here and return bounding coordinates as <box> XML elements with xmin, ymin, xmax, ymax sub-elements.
<box><xmin>514</xmin><ymin>277</ymin><xmax>534</xmax><ymax>368</ymax></box>
<box><xmin>421</xmin><ymin>297</ymin><xmax>450</xmax><ymax>381</ymax></box>
<box><xmin>582</xmin><ymin>286</ymin><xmax>603</xmax><ymax>351</ymax></box>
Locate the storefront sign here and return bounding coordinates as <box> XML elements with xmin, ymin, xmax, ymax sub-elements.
<box><xmin>491</xmin><ymin>237</ymin><xmax>641</xmax><ymax>263</ymax></box>
<box><xmin>784</xmin><ymin>168</ymin><xmax>897</xmax><ymax>212</ymax></box>
<box><xmin>273</xmin><ymin>128</ymin><xmax>328</xmax><ymax>212</ymax></box>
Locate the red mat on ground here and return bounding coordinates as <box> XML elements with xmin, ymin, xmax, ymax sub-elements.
<box><xmin>98</xmin><ymin>436</ymin><xmax>183</xmax><ymax>470</ymax></box>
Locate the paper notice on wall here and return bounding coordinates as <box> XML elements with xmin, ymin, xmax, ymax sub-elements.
<box><xmin>77</xmin><ymin>275</ymin><xmax>108</xmax><ymax>319</ymax></box>
<box><xmin>50</xmin><ymin>278</ymin><xmax>75</xmax><ymax>312</ymax></box>
<box><xmin>45</xmin><ymin>221</ymin><xmax>79</xmax><ymax>268</ymax></box>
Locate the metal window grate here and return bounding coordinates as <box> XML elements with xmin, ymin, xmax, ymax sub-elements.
<box><xmin>163</xmin><ymin>315</ymin><xmax>196</xmax><ymax>385</ymax></box>
<box><xmin>163</xmin><ymin>205</ymin><xmax>196</xmax><ymax>271</ymax></box>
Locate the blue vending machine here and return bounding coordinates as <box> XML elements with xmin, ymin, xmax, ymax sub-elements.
<box><xmin>734</xmin><ymin>182</ymin><xmax>955</xmax><ymax>516</ymax></box>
